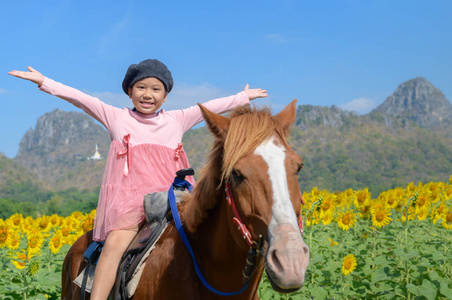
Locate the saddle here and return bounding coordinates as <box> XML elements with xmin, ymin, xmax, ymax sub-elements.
<box><xmin>75</xmin><ymin>169</ymin><xmax>193</xmax><ymax>299</ymax></box>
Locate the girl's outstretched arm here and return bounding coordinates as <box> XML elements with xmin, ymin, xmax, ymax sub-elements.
<box><xmin>243</xmin><ymin>84</ymin><xmax>268</xmax><ymax>100</ymax></box>
<box><xmin>8</xmin><ymin>66</ymin><xmax>44</xmax><ymax>86</ymax></box>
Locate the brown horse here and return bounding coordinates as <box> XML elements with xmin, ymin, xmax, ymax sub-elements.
<box><xmin>62</xmin><ymin>100</ymin><xmax>310</xmax><ymax>299</ymax></box>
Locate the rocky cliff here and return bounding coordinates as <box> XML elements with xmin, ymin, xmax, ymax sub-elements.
<box><xmin>15</xmin><ymin>109</ymin><xmax>110</xmax><ymax>190</ymax></box>
<box><xmin>371</xmin><ymin>77</ymin><xmax>452</xmax><ymax>128</ymax></box>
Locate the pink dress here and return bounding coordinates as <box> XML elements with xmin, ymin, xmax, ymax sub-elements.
<box><xmin>39</xmin><ymin>78</ymin><xmax>250</xmax><ymax>241</ymax></box>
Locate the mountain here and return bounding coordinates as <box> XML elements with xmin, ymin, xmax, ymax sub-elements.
<box><xmin>4</xmin><ymin>77</ymin><xmax>452</xmax><ymax>200</ymax></box>
<box><xmin>295</xmin><ymin>104</ymin><xmax>359</xmax><ymax>130</ymax></box>
<box><xmin>371</xmin><ymin>77</ymin><xmax>452</xmax><ymax>128</ymax></box>
<box><xmin>14</xmin><ymin>109</ymin><xmax>110</xmax><ymax>191</ymax></box>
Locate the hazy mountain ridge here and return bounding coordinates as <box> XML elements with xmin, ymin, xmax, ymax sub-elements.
<box><xmin>371</xmin><ymin>77</ymin><xmax>452</xmax><ymax>128</ymax></box>
<box><xmin>1</xmin><ymin>77</ymin><xmax>451</xmax><ymax>199</ymax></box>
<box><xmin>14</xmin><ymin>109</ymin><xmax>110</xmax><ymax>191</ymax></box>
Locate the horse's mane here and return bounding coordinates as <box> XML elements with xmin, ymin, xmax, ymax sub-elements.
<box><xmin>183</xmin><ymin>104</ymin><xmax>289</xmax><ymax>232</ymax></box>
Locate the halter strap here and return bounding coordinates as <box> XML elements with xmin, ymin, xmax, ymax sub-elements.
<box><xmin>168</xmin><ymin>179</ymin><xmax>250</xmax><ymax>296</ymax></box>
<box><xmin>225</xmin><ymin>181</ymin><xmax>256</xmax><ymax>248</ymax></box>
<box><xmin>226</xmin><ymin>182</ymin><xmax>305</xmax><ymax>237</ymax></box>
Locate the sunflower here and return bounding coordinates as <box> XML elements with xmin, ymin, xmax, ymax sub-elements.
<box><xmin>28</xmin><ymin>259</ymin><xmax>40</xmax><ymax>276</ymax></box>
<box><xmin>394</xmin><ymin>187</ymin><xmax>406</xmax><ymax>209</ymax></box>
<box><xmin>11</xmin><ymin>251</ymin><xmax>33</xmax><ymax>270</ymax></box>
<box><xmin>329</xmin><ymin>238</ymin><xmax>338</xmax><ymax>247</ymax></box>
<box><xmin>445</xmin><ymin>185</ymin><xmax>452</xmax><ymax>199</ymax></box>
<box><xmin>0</xmin><ymin>222</ymin><xmax>10</xmax><ymax>248</ymax></box>
<box><xmin>21</xmin><ymin>220</ymin><xmax>33</xmax><ymax>234</ymax></box>
<box><xmin>354</xmin><ymin>188</ymin><xmax>371</xmax><ymax>208</ymax></box>
<box><xmin>416</xmin><ymin>208</ymin><xmax>429</xmax><ymax>221</ymax></box>
<box><xmin>370</xmin><ymin>200</ymin><xmax>388</xmax><ymax>214</ymax></box>
<box><xmin>321</xmin><ymin>212</ymin><xmax>334</xmax><ymax>225</ymax></box>
<box><xmin>27</xmin><ymin>232</ymin><xmax>44</xmax><ymax>255</ymax></box>
<box><xmin>60</xmin><ymin>226</ymin><xmax>72</xmax><ymax>238</ymax></box>
<box><xmin>336</xmin><ymin>210</ymin><xmax>357</xmax><ymax>231</ymax></box>
<box><xmin>334</xmin><ymin>192</ymin><xmax>349</xmax><ymax>208</ymax></box>
<box><xmin>80</xmin><ymin>213</ymin><xmax>94</xmax><ymax>233</ymax></box>
<box><xmin>71</xmin><ymin>211</ymin><xmax>84</xmax><ymax>220</ymax></box>
<box><xmin>371</xmin><ymin>207</ymin><xmax>392</xmax><ymax>228</ymax></box>
<box><xmin>7</xmin><ymin>230</ymin><xmax>21</xmax><ymax>250</ymax></box>
<box><xmin>62</xmin><ymin>216</ymin><xmax>80</xmax><ymax>233</ymax></box>
<box><xmin>309</xmin><ymin>209</ymin><xmax>321</xmax><ymax>226</ymax></box>
<box><xmin>432</xmin><ymin>203</ymin><xmax>446</xmax><ymax>224</ymax></box>
<box><xmin>442</xmin><ymin>209</ymin><xmax>452</xmax><ymax>230</ymax></box>
<box><xmin>414</xmin><ymin>190</ymin><xmax>432</xmax><ymax>214</ymax></box>
<box><xmin>319</xmin><ymin>195</ymin><xmax>336</xmax><ymax>218</ymax></box>
<box><xmin>49</xmin><ymin>214</ymin><xmax>61</xmax><ymax>228</ymax></box>
<box><xmin>342</xmin><ymin>254</ymin><xmax>357</xmax><ymax>275</ymax></box>
<box><xmin>49</xmin><ymin>233</ymin><xmax>64</xmax><ymax>254</ymax></box>
<box><xmin>383</xmin><ymin>192</ymin><xmax>399</xmax><ymax>210</ymax></box>
<box><xmin>37</xmin><ymin>216</ymin><xmax>51</xmax><ymax>232</ymax></box>
<box><xmin>359</xmin><ymin>204</ymin><xmax>372</xmax><ymax>219</ymax></box>
<box><xmin>8</xmin><ymin>213</ymin><xmax>23</xmax><ymax>229</ymax></box>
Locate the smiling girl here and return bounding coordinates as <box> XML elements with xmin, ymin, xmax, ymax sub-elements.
<box><xmin>9</xmin><ymin>59</ymin><xmax>267</xmax><ymax>299</ymax></box>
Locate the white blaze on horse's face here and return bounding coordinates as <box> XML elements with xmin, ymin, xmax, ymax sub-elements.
<box><xmin>254</xmin><ymin>135</ymin><xmax>308</xmax><ymax>291</ymax></box>
<box><xmin>253</xmin><ymin>136</ymin><xmax>298</xmax><ymax>238</ymax></box>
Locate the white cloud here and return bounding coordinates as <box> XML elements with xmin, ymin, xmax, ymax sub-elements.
<box><xmin>0</xmin><ymin>88</ymin><xmax>8</xmax><ymax>95</ymax></box>
<box><xmin>340</xmin><ymin>97</ymin><xmax>376</xmax><ymax>115</ymax></box>
<box><xmin>165</xmin><ymin>82</ymin><xmax>226</xmax><ymax>110</ymax></box>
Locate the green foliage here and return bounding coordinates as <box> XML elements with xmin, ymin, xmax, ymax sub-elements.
<box><xmin>257</xmin><ymin>218</ymin><xmax>452</xmax><ymax>299</ymax></box>
<box><xmin>292</xmin><ymin>123</ymin><xmax>452</xmax><ymax>196</ymax></box>
<box><xmin>0</xmin><ymin>243</ymin><xmax>68</xmax><ymax>300</ymax></box>
<box><xmin>0</xmin><ymin>187</ymin><xmax>98</xmax><ymax>218</ymax></box>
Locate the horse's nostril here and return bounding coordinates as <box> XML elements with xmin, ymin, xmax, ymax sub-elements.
<box><xmin>269</xmin><ymin>249</ymin><xmax>283</xmax><ymax>273</ymax></box>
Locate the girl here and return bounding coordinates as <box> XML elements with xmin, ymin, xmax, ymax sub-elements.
<box><xmin>9</xmin><ymin>59</ymin><xmax>267</xmax><ymax>300</ymax></box>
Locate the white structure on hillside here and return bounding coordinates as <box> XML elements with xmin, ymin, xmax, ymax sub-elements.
<box><xmin>88</xmin><ymin>144</ymin><xmax>103</xmax><ymax>160</ymax></box>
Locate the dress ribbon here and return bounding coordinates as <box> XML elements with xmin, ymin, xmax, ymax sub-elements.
<box><xmin>174</xmin><ymin>143</ymin><xmax>183</xmax><ymax>159</ymax></box>
<box><xmin>117</xmin><ymin>134</ymin><xmax>132</xmax><ymax>175</ymax></box>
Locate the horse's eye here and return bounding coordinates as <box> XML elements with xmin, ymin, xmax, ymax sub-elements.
<box><xmin>296</xmin><ymin>164</ymin><xmax>303</xmax><ymax>174</ymax></box>
<box><xmin>231</xmin><ymin>170</ymin><xmax>244</xmax><ymax>182</ymax></box>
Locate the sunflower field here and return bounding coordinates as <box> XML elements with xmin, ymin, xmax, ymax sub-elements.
<box><xmin>0</xmin><ymin>211</ymin><xmax>95</xmax><ymax>299</ymax></box>
<box><xmin>1</xmin><ymin>179</ymin><xmax>451</xmax><ymax>300</ymax></box>
<box><xmin>259</xmin><ymin>178</ymin><xmax>452</xmax><ymax>299</ymax></box>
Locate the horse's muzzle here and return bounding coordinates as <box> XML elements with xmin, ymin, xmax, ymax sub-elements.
<box><xmin>265</xmin><ymin>224</ymin><xmax>310</xmax><ymax>293</ymax></box>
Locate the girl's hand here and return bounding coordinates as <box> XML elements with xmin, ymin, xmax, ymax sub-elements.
<box><xmin>244</xmin><ymin>84</ymin><xmax>268</xmax><ymax>100</ymax></box>
<box><xmin>8</xmin><ymin>66</ymin><xmax>45</xmax><ymax>86</ymax></box>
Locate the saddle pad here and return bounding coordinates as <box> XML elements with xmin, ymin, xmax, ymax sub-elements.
<box><xmin>73</xmin><ymin>265</ymin><xmax>95</xmax><ymax>293</ymax></box>
<box><xmin>73</xmin><ymin>223</ymin><xmax>167</xmax><ymax>296</ymax></box>
<box><xmin>125</xmin><ymin>222</ymin><xmax>168</xmax><ymax>297</ymax></box>
<box><xmin>144</xmin><ymin>189</ymin><xmax>186</xmax><ymax>224</ymax></box>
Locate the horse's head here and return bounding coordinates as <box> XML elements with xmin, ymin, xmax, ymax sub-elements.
<box><xmin>194</xmin><ymin>100</ymin><xmax>310</xmax><ymax>293</ymax></box>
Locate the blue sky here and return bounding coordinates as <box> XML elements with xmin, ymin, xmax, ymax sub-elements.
<box><xmin>1</xmin><ymin>0</ymin><xmax>451</xmax><ymax>158</ymax></box>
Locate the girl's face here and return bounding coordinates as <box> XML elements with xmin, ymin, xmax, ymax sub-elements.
<box><xmin>128</xmin><ymin>77</ymin><xmax>168</xmax><ymax>114</ymax></box>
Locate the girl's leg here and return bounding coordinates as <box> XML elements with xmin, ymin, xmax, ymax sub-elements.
<box><xmin>90</xmin><ymin>227</ymin><xmax>138</xmax><ymax>300</ymax></box>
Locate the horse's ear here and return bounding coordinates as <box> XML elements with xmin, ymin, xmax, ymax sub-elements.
<box><xmin>273</xmin><ymin>99</ymin><xmax>298</xmax><ymax>136</ymax></box>
<box><xmin>198</xmin><ymin>103</ymin><xmax>230</xmax><ymax>139</ymax></box>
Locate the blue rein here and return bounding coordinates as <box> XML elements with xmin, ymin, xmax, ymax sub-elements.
<box><xmin>168</xmin><ymin>178</ymin><xmax>251</xmax><ymax>296</ymax></box>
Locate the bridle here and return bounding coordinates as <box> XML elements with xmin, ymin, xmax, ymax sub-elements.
<box><xmin>169</xmin><ymin>175</ymin><xmax>306</xmax><ymax>296</ymax></box>
<box><xmin>224</xmin><ymin>181</ymin><xmax>305</xmax><ymax>283</ymax></box>
<box><xmin>225</xmin><ymin>181</ymin><xmax>305</xmax><ymax>245</ymax></box>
